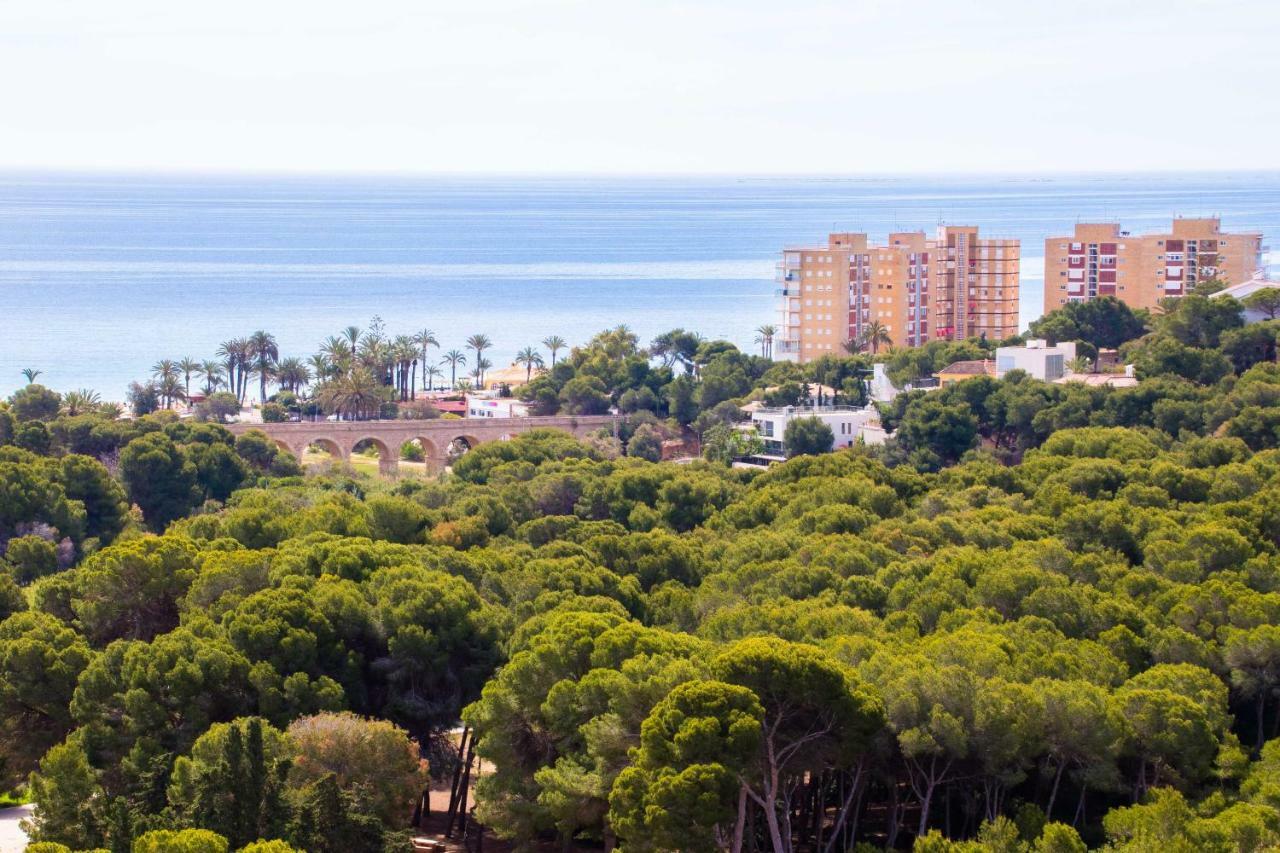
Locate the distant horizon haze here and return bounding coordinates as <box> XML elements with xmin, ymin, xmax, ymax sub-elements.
<box><xmin>2</xmin><ymin>0</ymin><xmax>1278</xmax><ymax>174</ymax></box>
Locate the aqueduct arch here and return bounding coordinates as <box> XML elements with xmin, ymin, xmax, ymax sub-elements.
<box><xmin>298</xmin><ymin>437</ymin><xmax>346</xmax><ymax>465</ymax></box>
<box><xmin>353</xmin><ymin>436</ymin><xmax>397</xmax><ymax>476</ymax></box>
<box><xmin>227</xmin><ymin>415</ymin><xmax>618</xmax><ymax>477</ymax></box>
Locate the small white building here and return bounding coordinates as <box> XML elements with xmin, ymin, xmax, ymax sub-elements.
<box><xmin>747</xmin><ymin>405</ymin><xmax>887</xmax><ymax>458</ymax></box>
<box><xmin>995</xmin><ymin>339</ymin><xmax>1077</xmax><ymax>381</ymax></box>
<box><xmin>465</xmin><ymin>395</ymin><xmax>528</xmax><ymax>418</ymax></box>
<box><xmin>1217</xmin><ymin>275</ymin><xmax>1280</xmax><ymax>324</ymax></box>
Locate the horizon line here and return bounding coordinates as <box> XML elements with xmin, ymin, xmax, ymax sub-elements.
<box><xmin>2</xmin><ymin>166</ymin><xmax>1280</xmax><ymax>180</ymax></box>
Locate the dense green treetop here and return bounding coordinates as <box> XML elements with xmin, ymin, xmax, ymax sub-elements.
<box><xmin>9</xmin><ymin>301</ymin><xmax>1280</xmax><ymax>850</ymax></box>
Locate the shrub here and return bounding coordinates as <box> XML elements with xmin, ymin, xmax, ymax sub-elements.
<box><xmin>260</xmin><ymin>403</ymin><xmax>287</xmax><ymax>423</ymax></box>
<box><xmin>396</xmin><ymin>400</ymin><xmax>440</xmax><ymax>420</ymax></box>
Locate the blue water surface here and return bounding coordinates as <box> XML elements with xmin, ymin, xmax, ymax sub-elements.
<box><xmin>0</xmin><ymin>171</ymin><xmax>1276</xmax><ymax>398</ymax></box>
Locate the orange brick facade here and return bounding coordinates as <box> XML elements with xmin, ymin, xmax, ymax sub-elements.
<box><xmin>777</xmin><ymin>226</ymin><xmax>1020</xmax><ymax>362</ymax></box>
<box><xmin>1044</xmin><ymin>218</ymin><xmax>1264</xmax><ymax>313</ymax></box>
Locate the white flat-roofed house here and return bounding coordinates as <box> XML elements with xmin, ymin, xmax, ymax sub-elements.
<box><xmin>746</xmin><ymin>404</ymin><xmax>887</xmax><ymax>458</ymax></box>
<box><xmin>995</xmin><ymin>339</ymin><xmax>1077</xmax><ymax>381</ymax></box>
<box><xmin>465</xmin><ymin>395</ymin><xmax>529</xmax><ymax>418</ymax></box>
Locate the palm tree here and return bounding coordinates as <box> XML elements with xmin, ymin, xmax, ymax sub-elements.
<box><xmin>152</xmin><ymin>358</ymin><xmax>179</xmax><ymax>383</ymax></box>
<box><xmin>216</xmin><ymin>340</ymin><xmax>240</xmax><ymax>400</ymax></box>
<box><xmin>151</xmin><ymin>359</ymin><xmax>180</xmax><ymax>406</ymax></box>
<box><xmin>472</xmin><ymin>357</ymin><xmax>492</xmax><ymax>386</ymax></box>
<box><xmin>1067</xmin><ymin>356</ymin><xmax>1093</xmax><ymax>375</ymax></box>
<box><xmin>515</xmin><ymin>346</ymin><xmax>545</xmax><ymax>382</ymax></box>
<box><xmin>177</xmin><ymin>357</ymin><xmax>200</xmax><ymax>400</ymax></box>
<box><xmin>198</xmin><ymin>361</ymin><xmax>225</xmax><ymax>395</ymax></box>
<box><xmin>860</xmin><ymin>321</ymin><xmax>894</xmax><ymax>355</ymax></box>
<box><xmin>248</xmin><ymin>330</ymin><xmax>279</xmax><ymax>404</ymax></box>
<box><xmin>316</xmin><ymin>368</ymin><xmax>382</xmax><ymax>421</ymax></box>
<box><xmin>389</xmin><ymin>336</ymin><xmax>418</xmax><ymax>401</ymax></box>
<box><xmin>424</xmin><ymin>364</ymin><xmax>444</xmax><ymax>391</ymax></box>
<box><xmin>342</xmin><ymin>326</ymin><xmax>362</xmax><ymax>350</ymax></box>
<box><xmin>308</xmin><ymin>354</ymin><xmax>335</xmax><ymax>384</ymax></box>
<box><xmin>542</xmin><ymin>335</ymin><xmax>567</xmax><ymax>367</ymax></box>
<box><xmin>20</xmin><ymin>368</ymin><xmax>40</xmax><ymax>384</ymax></box>
<box><xmin>754</xmin><ymin>324</ymin><xmax>777</xmax><ymax>359</ymax></box>
<box><xmin>320</xmin><ymin>336</ymin><xmax>352</xmax><ymax>369</ymax></box>
<box><xmin>276</xmin><ymin>357</ymin><xmax>311</xmax><ymax>394</ymax></box>
<box><xmin>216</xmin><ymin>337</ymin><xmax>253</xmax><ymax>402</ymax></box>
<box><xmin>466</xmin><ymin>334</ymin><xmax>492</xmax><ymax>387</ymax></box>
<box><xmin>413</xmin><ymin>329</ymin><xmax>439</xmax><ymax>391</ymax></box>
<box><xmin>158</xmin><ymin>375</ymin><xmax>185</xmax><ymax>410</ymax></box>
<box><xmin>358</xmin><ymin>335</ymin><xmax>390</xmax><ymax>386</ymax></box>
<box><xmin>62</xmin><ymin>389</ymin><xmax>101</xmax><ymax>416</ymax></box>
<box><xmin>442</xmin><ymin>350</ymin><xmax>466</xmax><ymax>390</ymax></box>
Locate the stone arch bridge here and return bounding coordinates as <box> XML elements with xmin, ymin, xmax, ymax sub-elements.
<box><xmin>226</xmin><ymin>415</ymin><xmax>619</xmax><ymax>475</ymax></box>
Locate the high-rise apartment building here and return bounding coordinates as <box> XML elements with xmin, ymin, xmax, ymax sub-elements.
<box><xmin>776</xmin><ymin>226</ymin><xmax>1020</xmax><ymax>362</ymax></box>
<box><xmin>1043</xmin><ymin>218</ymin><xmax>1264</xmax><ymax>313</ymax></box>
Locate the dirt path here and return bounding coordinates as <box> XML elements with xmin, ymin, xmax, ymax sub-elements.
<box><xmin>0</xmin><ymin>805</ymin><xmax>31</xmax><ymax>853</ymax></box>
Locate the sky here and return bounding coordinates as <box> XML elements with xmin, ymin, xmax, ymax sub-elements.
<box><xmin>2</xmin><ymin>0</ymin><xmax>1278</xmax><ymax>174</ymax></box>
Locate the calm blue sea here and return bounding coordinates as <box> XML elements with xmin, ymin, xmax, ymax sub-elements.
<box><xmin>1</xmin><ymin>172</ymin><xmax>1277</xmax><ymax>398</ymax></box>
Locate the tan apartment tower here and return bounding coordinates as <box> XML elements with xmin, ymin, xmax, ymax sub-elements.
<box><xmin>776</xmin><ymin>226</ymin><xmax>1020</xmax><ymax>362</ymax></box>
<box><xmin>1044</xmin><ymin>218</ymin><xmax>1264</xmax><ymax>314</ymax></box>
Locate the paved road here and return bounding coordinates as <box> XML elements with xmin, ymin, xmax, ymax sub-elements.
<box><xmin>0</xmin><ymin>805</ymin><xmax>31</xmax><ymax>853</ymax></box>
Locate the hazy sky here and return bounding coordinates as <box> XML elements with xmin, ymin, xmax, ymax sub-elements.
<box><xmin>3</xmin><ymin>0</ymin><xmax>1277</xmax><ymax>173</ymax></box>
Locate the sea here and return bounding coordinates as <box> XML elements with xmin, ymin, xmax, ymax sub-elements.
<box><xmin>1</xmin><ymin>171</ymin><xmax>1277</xmax><ymax>399</ymax></box>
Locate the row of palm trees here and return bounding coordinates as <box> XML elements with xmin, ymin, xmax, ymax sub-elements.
<box><xmin>142</xmin><ymin>323</ymin><xmax>573</xmax><ymax>415</ymax></box>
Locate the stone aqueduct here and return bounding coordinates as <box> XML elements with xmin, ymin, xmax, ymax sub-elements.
<box><xmin>225</xmin><ymin>415</ymin><xmax>619</xmax><ymax>475</ymax></box>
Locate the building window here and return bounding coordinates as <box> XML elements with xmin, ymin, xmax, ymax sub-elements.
<box><xmin>1046</xmin><ymin>354</ymin><xmax>1064</xmax><ymax>381</ymax></box>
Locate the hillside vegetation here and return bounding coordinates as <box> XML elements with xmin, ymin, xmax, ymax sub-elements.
<box><xmin>4</xmin><ymin>292</ymin><xmax>1280</xmax><ymax>851</ymax></box>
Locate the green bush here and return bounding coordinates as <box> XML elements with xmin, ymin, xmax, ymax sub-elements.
<box><xmin>260</xmin><ymin>402</ymin><xmax>287</xmax><ymax>423</ymax></box>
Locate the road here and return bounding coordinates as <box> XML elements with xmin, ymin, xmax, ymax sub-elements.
<box><xmin>0</xmin><ymin>805</ymin><xmax>31</xmax><ymax>853</ymax></box>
